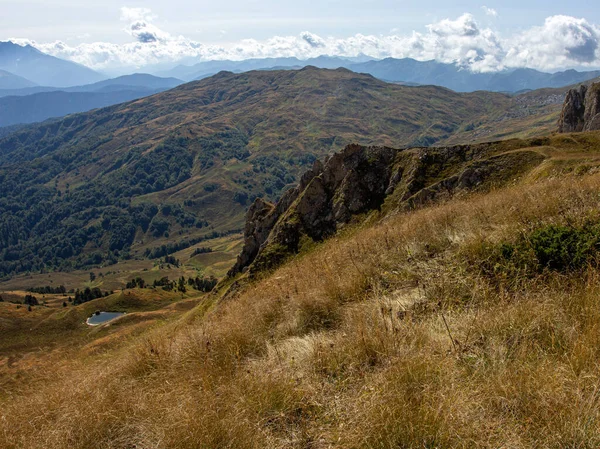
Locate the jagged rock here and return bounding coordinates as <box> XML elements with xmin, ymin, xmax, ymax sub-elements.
<box><xmin>558</xmin><ymin>83</ymin><xmax>600</xmax><ymax>133</ymax></box>
<box><xmin>228</xmin><ymin>144</ymin><xmax>397</xmax><ymax>276</ymax></box>
<box><xmin>583</xmin><ymin>83</ymin><xmax>600</xmax><ymax>131</ymax></box>
<box><xmin>227</xmin><ymin>159</ymin><xmax>324</xmax><ymax>276</ymax></box>
<box><xmin>228</xmin><ymin>141</ymin><xmax>548</xmax><ymax>278</ymax></box>
<box><xmin>227</xmin><ymin>198</ymin><xmax>276</xmax><ymax>276</ymax></box>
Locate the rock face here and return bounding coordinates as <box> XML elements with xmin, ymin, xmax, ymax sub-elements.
<box><xmin>558</xmin><ymin>83</ymin><xmax>600</xmax><ymax>133</ymax></box>
<box><xmin>228</xmin><ymin>141</ymin><xmax>547</xmax><ymax>278</ymax></box>
<box><xmin>228</xmin><ymin>144</ymin><xmax>396</xmax><ymax>275</ymax></box>
<box><xmin>583</xmin><ymin>83</ymin><xmax>600</xmax><ymax>131</ymax></box>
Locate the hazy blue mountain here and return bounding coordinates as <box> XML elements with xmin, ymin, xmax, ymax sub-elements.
<box><xmin>346</xmin><ymin>59</ymin><xmax>600</xmax><ymax>92</ymax></box>
<box><xmin>68</xmin><ymin>73</ymin><xmax>184</xmax><ymax>92</ymax></box>
<box><xmin>162</xmin><ymin>56</ymin><xmax>367</xmax><ymax>81</ymax></box>
<box><xmin>0</xmin><ymin>88</ymin><xmax>167</xmax><ymax>128</ymax></box>
<box><xmin>157</xmin><ymin>56</ymin><xmax>600</xmax><ymax>93</ymax></box>
<box><xmin>0</xmin><ymin>69</ymin><xmax>36</xmax><ymax>89</ymax></box>
<box><xmin>0</xmin><ymin>73</ymin><xmax>184</xmax><ymax>98</ymax></box>
<box><xmin>0</xmin><ymin>41</ymin><xmax>104</xmax><ymax>87</ymax></box>
<box><xmin>158</xmin><ymin>57</ymin><xmax>303</xmax><ymax>80</ymax></box>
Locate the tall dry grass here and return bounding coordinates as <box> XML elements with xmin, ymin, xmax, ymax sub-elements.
<box><xmin>4</xmin><ymin>173</ymin><xmax>600</xmax><ymax>447</ymax></box>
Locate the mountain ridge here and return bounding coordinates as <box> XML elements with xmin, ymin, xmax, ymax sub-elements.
<box><xmin>0</xmin><ymin>67</ymin><xmax>566</xmax><ymax>277</ymax></box>
<box><xmin>158</xmin><ymin>56</ymin><xmax>600</xmax><ymax>93</ymax></box>
<box><xmin>0</xmin><ymin>41</ymin><xmax>104</xmax><ymax>87</ymax></box>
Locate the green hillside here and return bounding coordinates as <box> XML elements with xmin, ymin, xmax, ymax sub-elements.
<box><xmin>0</xmin><ymin>67</ymin><xmax>565</xmax><ymax>278</ymax></box>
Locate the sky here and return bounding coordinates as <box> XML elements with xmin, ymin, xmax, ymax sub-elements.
<box><xmin>1</xmin><ymin>0</ymin><xmax>600</xmax><ymax>74</ymax></box>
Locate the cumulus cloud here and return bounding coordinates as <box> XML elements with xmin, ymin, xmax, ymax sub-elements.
<box><xmin>300</xmin><ymin>31</ymin><xmax>326</xmax><ymax>49</ymax></box>
<box><xmin>482</xmin><ymin>6</ymin><xmax>498</xmax><ymax>18</ymax></box>
<box><xmin>505</xmin><ymin>15</ymin><xmax>600</xmax><ymax>69</ymax></box>
<box><xmin>120</xmin><ymin>7</ymin><xmax>170</xmax><ymax>44</ymax></box>
<box><xmin>10</xmin><ymin>9</ymin><xmax>600</xmax><ymax>73</ymax></box>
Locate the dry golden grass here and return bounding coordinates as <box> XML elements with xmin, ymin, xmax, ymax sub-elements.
<box><xmin>5</xmin><ymin>167</ymin><xmax>600</xmax><ymax>447</ymax></box>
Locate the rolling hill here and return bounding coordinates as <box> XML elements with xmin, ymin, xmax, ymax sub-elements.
<box><xmin>0</xmin><ymin>67</ymin><xmax>567</xmax><ymax>278</ymax></box>
<box><xmin>0</xmin><ymin>73</ymin><xmax>184</xmax><ymax>98</ymax></box>
<box><xmin>0</xmin><ymin>88</ymin><xmax>173</xmax><ymax>128</ymax></box>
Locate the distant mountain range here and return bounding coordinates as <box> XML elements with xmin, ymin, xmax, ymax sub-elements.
<box><xmin>1</xmin><ymin>40</ymin><xmax>598</xmax><ymax>94</ymax></box>
<box><xmin>0</xmin><ymin>74</ymin><xmax>185</xmax><ymax>127</ymax></box>
<box><xmin>157</xmin><ymin>56</ymin><xmax>600</xmax><ymax>93</ymax></box>
<box><xmin>0</xmin><ymin>69</ymin><xmax>36</xmax><ymax>89</ymax></box>
<box><xmin>0</xmin><ymin>89</ymin><xmax>165</xmax><ymax>128</ymax></box>
<box><xmin>0</xmin><ymin>73</ymin><xmax>184</xmax><ymax>98</ymax></box>
<box><xmin>346</xmin><ymin>59</ymin><xmax>600</xmax><ymax>93</ymax></box>
<box><xmin>0</xmin><ymin>41</ymin><xmax>104</xmax><ymax>87</ymax></box>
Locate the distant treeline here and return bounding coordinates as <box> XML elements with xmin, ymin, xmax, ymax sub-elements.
<box><xmin>191</xmin><ymin>247</ymin><xmax>213</xmax><ymax>256</ymax></box>
<box><xmin>28</xmin><ymin>285</ymin><xmax>67</xmax><ymax>294</ymax></box>
<box><xmin>143</xmin><ymin>229</ymin><xmax>239</xmax><ymax>260</ymax></box>
<box><xmin>126</xmin><ymin>275</ymin><xmax>217</xmax><ymax>293</ymax></box>
<box><xmin>23</xmin><ymin>294</ymin><xmax>39</xmax><ymax>306</ymax></box>
<box><xmin>73</xmin><ymin>287</ymin><xmax>110</xmax><ymax>305</ymax></box>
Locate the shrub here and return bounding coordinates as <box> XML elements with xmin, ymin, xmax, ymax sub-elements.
<box><xmin>477</xmin><ymin>222</ymin><xmax>600</xmax><ymax>283</ymax></box>
<box><xmin>529</xmin><ymin>224</ymin><xmax>600</xmax><ymax>271</ymax></box>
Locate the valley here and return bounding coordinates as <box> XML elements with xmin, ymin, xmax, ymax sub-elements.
<box><xmin>3</xmin><ymin>129</ymin><xmax>600</xmax><ymax>447</ymax></box>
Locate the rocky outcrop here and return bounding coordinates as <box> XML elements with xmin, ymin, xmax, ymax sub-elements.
<box><xmin>558</xmin><ymin>83</ymin><xmax>600</xmax><ymax>133</ymax></box>
<box><xmin>583</xmin><ymin>83</ymin><xmax>600</xmax><ymax>131</ymax></box>
<box><xmin>229</xmin><ymin>141</ymin><xmax>548</xmax><ymax>278</ymax></box>
<box><xmin>228</xmin><ymin>144</ymin><xmax>396</xmax><ymax>276</ymax></box>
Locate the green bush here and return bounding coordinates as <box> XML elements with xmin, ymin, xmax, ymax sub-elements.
<box><xmin>529</xmin><ymin>224</ymin><xmax>600</xmax><ymax>271</ymax></box>
<box><xmin>472</xmin><ymin>222</ymin><xmax>600</xmax><ymax>286</ymax></box>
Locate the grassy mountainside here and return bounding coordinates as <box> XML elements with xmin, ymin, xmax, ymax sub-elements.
<box><xmin>3</xmin><ymin>131</ymin><xmax>600</xmax><ymax>447</ymax></box>
<box><xmin>0</xmin><ymin>67</ymin><xmax>567</xmax><ymax>279</ymax></box>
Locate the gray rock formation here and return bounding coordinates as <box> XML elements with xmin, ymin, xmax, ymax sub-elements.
<box><xmin>558</xmin><ymin>83</ymin><xmax>600</xmax><ymax>133</ymax></box>
<box><xmin>583</xmin><ymin>83</ymin><xmax>600</xmax><ymax>131</ymax></box>
<box><xmin>228</xmin><ymin>141</ymin><xmax>547</xmax><ymax>279</ymax></box>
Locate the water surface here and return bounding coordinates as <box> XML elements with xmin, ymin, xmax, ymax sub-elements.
<box><xmin>86</xmin><ymin>312</ymin><xmax>125</xmax><ymax>326</ymax></box>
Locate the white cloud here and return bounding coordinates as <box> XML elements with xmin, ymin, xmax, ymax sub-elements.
<box><xmin>120</xmin><ymin>7</ymin><xmax>170</xmax><ymax>44</ymax></box>
<box><xmin>300</xmin><ymin>31</ymin><xmax>326</xmax><ymax>49</ymax></box>
<box><xmin>482</xmin><ymin>6</ymin><xmax>498</xmax><ymax>18</ymax></box>
<box><xmin>505</xmin><ymin>15</ymin><xmax>600</xmax><ymax>70</ymax></box>
<box><xmin>9</xmin><ymin>9</ymin><xmax>600</xmax><ymax>73</ymax></box>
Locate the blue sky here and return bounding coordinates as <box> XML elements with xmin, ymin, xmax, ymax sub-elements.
<box><xmin>2</xmin><ymin>1</ymin><xmax>599</xmax><ymax>73</ymax></box>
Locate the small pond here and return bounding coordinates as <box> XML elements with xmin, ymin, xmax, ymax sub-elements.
<box><xmin>86</xmin><ymin>312</ymin><xmax>125</xmax><ymax>326</ymax></box>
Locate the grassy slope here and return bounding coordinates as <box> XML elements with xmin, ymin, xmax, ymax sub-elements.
<box><xmin>3</xmin><ymin>131</ymin><xmax>600</xmax><ymax>447</ymax></box>
<box><xmin>0</xmin><ymin>233</ymin><xmax>242</xmax><ymax>292</ymax></box>
<box><xmin>0</xmin><ymin>68</ymin><xmax>570</xmax><ymax>281</ymax></box>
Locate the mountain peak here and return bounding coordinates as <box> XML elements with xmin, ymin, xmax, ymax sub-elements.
<box><xmin>0</xmin><ymin>41</ymin><xmax>104</xmax><ymax>87</ymax></box>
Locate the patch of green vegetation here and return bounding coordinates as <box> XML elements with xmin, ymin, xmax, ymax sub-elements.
<box><xmin>475</xmin><ymin>221</ymin><xmax>600</xmax><ymax>283</ymax></box>
<box><xmin>529</xmin><ymin>224</ymin><xmax>600</xmax><ymax>271</ymax></box>
<box><xmin>252</xmin><ymin>243</ymin><xmax>292</xmax><ymax>273</ymax></box>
